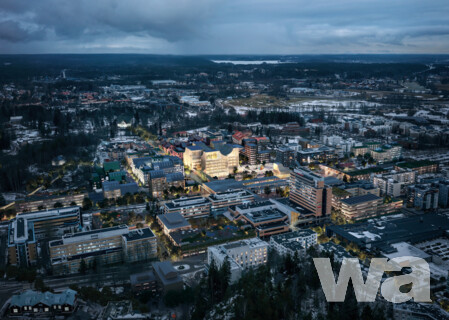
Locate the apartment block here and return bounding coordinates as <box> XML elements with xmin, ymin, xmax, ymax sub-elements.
<box><xmin>276</xmin><ymin>146</ymin><xmax>295</xmax><ymax>168</ymax></box>
<box><xmin>270</xmin><ymin>229</ymin><xmax>317</xmax><ymax>256</ymax></box>
<box><xmin>7</xmin><ymin>207</ymin><xmax>82</xmax><ymax>267</ymax></box>
<box><xmin>289</xmin><ymin>167</ymin><xmax>332</xmax><ymax>217</ymax></box>
<box><xmin>409</xmin><ymin>185</ymin><xmax>439</xmax><ymax>210</ymax></box>
<box><xmin>49</xmin><ymin>225</ymin><xmax>157</xmax><ymax>274</ymax></box>
<box><xmin>207</xmin><ymin>238</ymin><xmax>269</xmax><ymax>283</ymax></box>
<box><xmin>372</xmin><ymin>170</ymin><xmax>415</xmax><ymax>197</ymax></box>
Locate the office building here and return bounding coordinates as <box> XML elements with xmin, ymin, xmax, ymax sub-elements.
<box><xmin>184</xmin><ymin>142</ymin><xmax>240</xmax><ymax>178</ymax></box>
<box><xmin>49</xmin><ymin>225</ymin><xmax>157</xmax><ymax>274</ymax></box>
<box><xmin>15</xmin><ymin>193</ymin><xmax>87</xmax><ymax>213</ymax></box>
<box><xmin>327</xmin><ymin>213</ymin><xmax>449</xmax><ymax>254</ymax></box>
<box><xmin>164</xmin><ymin>196</ymin><xmax>211</xmax><ymax>218</ymax></box>
<box><xmin>203</xmin><ymin>176</ymin><xmax>288</xmax><ymax>195</ymax></box>
<box><xmin>339</xmin><ymin>193</ymin><xmax>383</xmax><ymax>221</ymax></box>
<box><xmin>157</xmin><ymin>212</ymin><xmax>191</xmax><ymax>235</ymax></box>
<box><xmin>128</xmin><ymin>155</ymin><xmax>184</xmax><ymax>186</ymax></box>
<box><xmin>102</xmin><ymin>181</ymin><xmax>139</xmax><ymax>198</ymax></box>
<box><xmin>7</xmin><ymin>207</ymin><xmax>82</xmax><ymax>267</ymax></box>
<box><xmin>206</xmin><ymin>189</ymin><xmax>255</xmax><ymax>213</ymax></box>
<box><xmin>207</xmin><ymin>238</ymin><xmax>269</xmax><ymax>283</ymax></box>
<box><xmin>289</xmin><ymin>167</ymin><xmax>332</xmax><ymax>217</ymax></box>
<box><xmin>230</xmin><ymin>201</ymin><xmax>289</xmax><ymax>237</ymax></box>
<box><xmin>151</xmin><ymin>261</ymin><xmax>184</xmax><ymax>293</ymax></box>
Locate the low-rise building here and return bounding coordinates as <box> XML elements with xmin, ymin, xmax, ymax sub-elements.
<box><xmin>270</xmin><ymin>229</ymin><xmax>317</xmax><ymax>256</ymax></box>
<box><xmin>395</xmin><ymin>160</ymin><xmax>439</xmax><ymax>175</ymax></box>
<box><xmin>128</xmin><ymin>155</ymin><xmax>184</xmax><ymax>186</ymax></box>
<box><xmin>157</xmin><ymin>212</ymin><xmax>191</xmax><ymax>235</ymax></box>
<box><xmin>203</xmin><ymin>176</ymin><xmax>288</xmax><ymax>195</ymax></box>
<box><xmin>15</xmin><ymin>193</ymin><xmax>87</xmax><ymax>213</ymax></box>
<box><xmin>49</xmin><ymin>225</ymin><xmax>157</xmax><ymax>274</ymax></box>
<box><xmin>230</xmin><ymin>201</ymin><xmax>289</xmax><ymax>237</ymax></box>
<box><xmin>207</xmin><ymin>238</ymin><xmax>269</xmax><ymax>283</ymax></box>
<box><xmin>9</xmin><ymin>289</ymin><xmax>77</xmax><ymax>316</ymax></box>
<box><xmin>102</xmin><ymin>181</ymin><xmax>139</xmax><ymax>198</ymax></box>
<box><xmin>164</xmin><ymin>196</ymin><xmax>211</xmax><ymax>219</ymax></box>
<box><xmin>130</xmin><ymin>270</ymin><xmax>158</xmax><ymax>294</ymax></box>
<box><xmin>206</xmin><ymin>188</ymin><xmax>255</xmax><ymax>214</ymax></box>
<box><xmin>151</xmin><ymin>261</ymin><xmax>184</xmax><ymax>292</ymax></box>
<box><xmin>339</xmin><ymin>193</ymin><xmax>384</xmax><ymax>221</ymax></box>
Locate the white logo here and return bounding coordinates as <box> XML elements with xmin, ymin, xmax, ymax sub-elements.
<box><xmin>313</xmin><ymin>257</ymin><xmax>431</xmax><ymax>303</ymax></box>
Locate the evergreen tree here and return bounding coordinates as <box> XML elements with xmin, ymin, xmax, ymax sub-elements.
<box><xmin>79</xmin><ymin>259</ymin><xmax>87</xmax><ymax>274</ymax></box>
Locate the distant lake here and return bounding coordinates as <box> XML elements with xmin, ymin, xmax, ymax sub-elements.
<box><xmin>211</xmin><ymin>60</ymin><xmax>283</xmax><ymax>65</ymax></box>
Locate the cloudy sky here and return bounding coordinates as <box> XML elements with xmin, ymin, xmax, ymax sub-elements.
<box><xmin>0</xmin><ymin>0</ymin><xmax>448</xmax><ymax>54</ymax></box>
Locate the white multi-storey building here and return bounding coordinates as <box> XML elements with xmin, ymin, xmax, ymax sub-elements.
<box><xmin>207</xmin><ymin>238</ymin><xmax>269</xmax><ymax>283</ymax></box>
<box><xmin>270</xmin><ymin>229</ymin><xmax>317</xmax><ymax>256</ymax></box>
<box><xmin>372</xmin><ymin>169</ymin><xmax>415</xmax><ymax>197</ymax></box>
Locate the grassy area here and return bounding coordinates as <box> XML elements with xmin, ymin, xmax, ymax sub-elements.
<box><xmin>346</xmin><ymin>166</ymin><xmax>385</xmax><ymax>176</ymax></box>
<box><xmin>396</xmin><ymin>160</ymin><xmax>437</xmax><ymax>169</ymax></box>
<box><xmin>332</xmin><ymin>187</ymin><xmax>351</xmax><ymax>197</ymax></box>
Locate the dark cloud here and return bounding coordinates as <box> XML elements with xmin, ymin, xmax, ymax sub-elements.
<box><xmin>0</xmin><ymin>20</ymin><xmax>44</xmax><ymax>42</ymax></box>
<box><xmin>0</xmin><ymin>0</ymin><xmax>448</xmax><ymax>53</ymax></box>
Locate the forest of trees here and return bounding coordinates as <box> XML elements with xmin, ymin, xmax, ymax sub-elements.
<box><xmin>165</xmin><ymin>249</ymin><xmax>390</xmax><ymax>320</ymax></box>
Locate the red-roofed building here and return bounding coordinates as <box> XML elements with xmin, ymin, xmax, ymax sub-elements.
<box><xmin>232</xmin><ymin>131</ymin><xmax>251</xmax><ymax>145</ymax></box>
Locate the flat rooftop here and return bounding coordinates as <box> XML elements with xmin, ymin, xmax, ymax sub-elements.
<box><xmin>243</xmin><ymin>208</ymin><xmax>287</xmax><ymax>224</ymax></box>
<box><xmin>340</xmin><ymin>193</ymin><xmax>381</xmax><ymax>205</ymax></box>
<box><xmin>165</xmin><ymin>196</ymin><xmax>210</xmax><ymax>209</ymax></box>
<box><xmin>157</xmin><ymin>212</ymin><xmax>190</xmax><ymax>230</ymax></box>
<box><xmin>50</xmin><ymin>225</ymin><xmax>129</xmax><ymax>246</ymax></box>
<box><xmin>328</xmin><ymin>213</ymin><xmax>449</xmax><ymax>254</ymax></box>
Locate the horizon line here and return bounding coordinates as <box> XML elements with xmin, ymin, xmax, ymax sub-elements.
<box><xmin>1</xmin><ymin>53</ymin><xmax>449</xmax><ymax>56</ymax></box>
